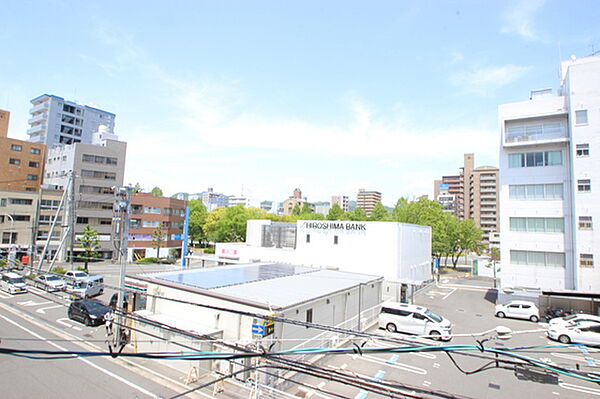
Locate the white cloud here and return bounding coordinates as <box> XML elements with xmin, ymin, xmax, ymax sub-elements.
<box><xmin>451</xmin><ymin>64</ymin><xmax>533</xmax><ymax>96</ymax></box>
<box><xmin>500</xmin><ymin>0</ymin><xmax>546</xmax><ymax>41</ymax></box>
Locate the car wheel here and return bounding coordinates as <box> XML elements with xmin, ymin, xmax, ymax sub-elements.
<box><xmin>496</xmin><ymin>311</ymin><xmax>505</xmax><ymax>318</ymax></box>
<box><xmin>67</xmin><ymin>310</ymin><xmax>73</xmax><ymax>319</ymax></box>
<box><xmin>430</xmin><ymin>331</ymin><xmax>441</xmax><ymax>341</ymax></box>
<box><xmin>84</xmin><ymin>316</ymin><xmax>92</xmax><ymax>326</ymax></box>
<box><xmin>558</xmin><ymin>335</ymin><xmax>571</xmax><ymax>344</ymax></box>
<box><xmin>530</xmin><ymin>315</ymin><xmax>539</xmax><ymax>323</ymax></box>
<box><xmin>386</xmin><ymin>323</ymin><xmax>397</xmax><ymax>333</ymax></box>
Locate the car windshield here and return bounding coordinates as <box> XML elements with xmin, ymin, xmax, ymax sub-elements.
<box><xmin>9</xmin><ymin>277</ymin><xmax>25</xmax><ymax>284</ymax></box>
<box><xmin>425</xmin><ymin>310</ymin><xmax>443</xmax><ymax>323</ymax></box>
<box><xmin>84</xmin><ymin>302</ymin><xmax>108</xmax><ymax>313</ymax></box>
<box><xmin>563</xmin><ymin>315</ymin><xmax>578</xmax><ymax>321</ymax></box>
<box><xmin>46</xmin><ymin>275</ymin><xmax>61</xmax><ymax>281</ymax></box>
<box><xmin>73</xmin><ymin>281</ymin><xmax>87</xmax><ymax>289</ymax></box>
<box><xmin>74</xmin><ymin>272</ymin><xmax>87</xmax><ymax>278</ymax></box>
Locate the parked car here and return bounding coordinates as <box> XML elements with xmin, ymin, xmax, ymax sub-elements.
<box><xmin>1</xmin><ymin>272</ymin><xmax>28</xmax><ymax>294</ymax></box>
<box><xmin>549</xmin><ymin>313</ymin><xmax>600</xmax><ymax>328</ymax></box>
<box><xmin>64</xmin><ymin>270</ymin><xmax>89</xmax><ymax>282</ymax></box>
<box><xmin>109</xmin><ymin>292</ymin><xmax>129</xmax><ymax>310</ymax></box>
<box><xmin>33</xmin><ymin>274</ymin><xmax>67</xmax><ymax>292</ymax></box>
<box><xmin>495</xmin><ymin>300</ymin><xmax>540</xmax><ymax>322</ymax></box>
<box><xmin>547</xmin><ymin>321</ymin><xmax>600</xmax><ymax>344</ymax></box>
<box><xmin>66</xmin><ymin>276</ymin><xmax>104</xmax><ymax>298</ymax></box>
<box><xmin>378</xmin><ymin>302</ymin><xmax>452</xmax><ymax>341</ymax></box>
<box><xmin>67</xmin><ymin>299</ymin><xmax>112</xmax><ymax>326</ymax></box>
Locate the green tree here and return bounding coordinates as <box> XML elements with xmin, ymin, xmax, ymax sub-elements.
<box><xmin>203</xmin><ymin>207</ymin><xmax>227</xmax><ymax>243</ymax></box>
<box><xmin>132</xmin><ymin>182</ymin><xmax>143</xmax><ymax>193</ymax></box>
<box><xmin>151</xmin><ymin>186</ymin><xmax>163</xmax><ymax>197</ymax></box>
<box><xmin>203</xmin><ymin>205</ymin><xmax>249</xmax><ymax>243</ymax></box>
<box><xmin>327</xmin><ymin>204</ymin><xmax>344</xmax><ymax>220</ymax></box>
<box><xmin>301</xmin><ymin>202</ymin><xmax>313</xmax><ymax>214</ymax></box>
<box><xmin>291</xmin><ymin>204</ymin><xmax>302</xmax><ymax>216</ymax></box>
<box><xmin>188</xmin><ymin>200</ymin><xmax>208</xmax><ymax>246</ymax></box>
<box><xmin>370</xmin><ymin>202</ymin><xmax>388</xmax><ymax>221</ymax></box>
<box><xmin>448</xmin><ymin>219</ymin><xmax>484</xmax><ymax>267</ymax></box>
<box><xmin>152</xmin><ymin>226</ymin><xmax>166</xmax><ymax>258</ymax></box>
<box><xmin>486</xmin><ymin>247</ymin><xmax>501</xmax><ymax>288</ymax></box>
<box><xmin>346</xmin><ymin>207</ymin><xmax>368</xmax><ymax>221</ymax></box>
<box><xmin>77</xmin><ymin>224</ymin><xmax>100</xmax><ymax>273</ymax></box>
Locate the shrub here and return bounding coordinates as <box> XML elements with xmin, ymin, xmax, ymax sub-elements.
<box><xmin>51</xmin><ymin>266</ymin><xmax>67</xmax><ymax>274</ymax></box>
<box><xmin>136</xmin><ymin>257</ymin><xmax>159</xmax><ymax>264</ymax></box>
<box><xmin>203</xmin><ymin>247</ymin><xmax>215</xmax><ymax>254</ymax></box>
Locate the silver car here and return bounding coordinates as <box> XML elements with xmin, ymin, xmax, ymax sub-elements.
<box><xmin>34</xmin><ymin>274</ymin><xmax>67</xmax><ymax>292</ymax></box>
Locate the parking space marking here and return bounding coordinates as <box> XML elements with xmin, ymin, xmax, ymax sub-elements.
<box><xmin>578</xmin><ymin>346</ymin><xmax>597</xmax><ymax>367</ymax></box>
<box><xmin>56</xmin><ymin>317</ymin><xmax>83</xmax><ymax>331</ymax></box>
<box><xmin>355</xmin><ymin>370</ymin><xmax>386</xmax><ymax>399</ymax></box>
<box><xmin>413</xmin><ymin>352</ymin><xmax>436</xmax><ymax>359</ymax></box>
<box><xmin>36</xmin><ymin>305</ymin><xmax>63</xmax><ymax>314</ymax></box>
<box><xmin>560</xmin><ymin>383</ymin><xmax>600</xmax><ymax>396</ymax></box>
<box><xmin>442</xmin><ymin>287</ymin><xmax>457</xmax><ymax>300</ymax></box>
<box><xmin>298</xmin><ymin>383</ymin><xmax>335</xmax><ymax>399</ymax></box>
<box><xmin>17</xmin><ymin>300</ymin><xmax>52</xmax><ymax>307</ymax></box>
<box><xmin>551</xmin><ymin>352</ymin><xmax>587</xmax><ymax>362</ymax></box>
<box><xmin>360</xmin><ymin>354</ymin><xmax>427</xmax><ymax>375</ymax></box>
<box><xmin>0</xmin><ymin>291</ymin><xmax>13</xmax><ymax>299</ymax></box>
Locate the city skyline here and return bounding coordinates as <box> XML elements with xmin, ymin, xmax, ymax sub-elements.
<box><xmin>1</xmin><ymin>1</ymin><xmax>599</xmax><ymax>205</ymax></box>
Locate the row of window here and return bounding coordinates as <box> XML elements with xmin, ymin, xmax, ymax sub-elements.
<box><xmin>510</xmin><ymin>250</ymin><xmax>594</xmax><ymax>268</ymax></box>
<box><xmin>9</xmin><ymin>144</ymin><xmax>42</xmax><ymax>154</ymax></box>
<box><xmin>0</xmin><ymin>198</ymin><xmax>34</xmax><ymax>206</ymax></box>
<box><xmin>77</xmin><ymin>201</ymin><xmax>113</xmax><ymax>210</ymax></box>
<box><xmin>76</xmin><ymin>217</ymin><xmax>111</xmax><ymax>225</ymax></box>
<box><xmin>508</xmin><ymin>151</ymin><xmax>562</xmax><ymax>168</ymax></box>
<box><xmin>8</xmin><ymin>159</ymin><xmax>40</xmax><ymax>168</ymax></box>
<box><xmin>130</xmin><ymin>220</ymin><xmax>184</xmax><ymax>229</ymax></box>
<box><xmin>79</xmin><ymin>185</ymin><xmax>114</xmax><ymax>195</ymax></box>
<box><xmin>509</xmin><ymin>217</ymin><xmax>564</xmax><ymax>233</ymax></box>
<box><xmin>0</xmin><ymin>215</ymin><xmax>30</xmax><ymax>222</ymax></box>
<box><xmin>82</xmin><ymin>154</ymin><xmax>118</xmax><ymax>165</ymax></box>
<box><xmin>81</xmin><ymin>169</ymin><xmax>116</xmax><ymax>180</ymax></box>
<box><xmin>509</xmin><ymin>184</ymin><xmax>563</xmax><ymax>200</ymax></box>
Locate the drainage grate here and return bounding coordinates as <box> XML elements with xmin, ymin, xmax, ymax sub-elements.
<box><xmin>488</xmin><ymin>383</ymin><xmax>501</xmax><ymax>390</ymax></box>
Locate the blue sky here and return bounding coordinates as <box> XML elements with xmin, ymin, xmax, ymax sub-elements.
<box><xmin>2</xmin><ymin>0</ymin><xmax>599</xmax><ymax>206</ymax></box>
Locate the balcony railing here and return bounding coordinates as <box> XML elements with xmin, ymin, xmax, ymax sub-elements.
<box><xmin>29</xmin><ymin>102</ymin><xmax>49</xmax><ymax>114</ymax></box>
<box><xmin>505</xmin><ymin>120</ymin><xmax>568</xmax><ymax>144</ymax></box>
<box><xmin>28</xmin><ymin>113</ymin><xmax>48</xmax><ymax>125</ymax></box>
<box><xmin>27</xmin><ymin>124</ymin><xmax>46</xmax><ymax>135</ymax></box>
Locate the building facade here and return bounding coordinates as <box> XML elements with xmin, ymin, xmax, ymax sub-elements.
<box><xmin>331</xmin><ymin>195</ymin><xmax>350</xmax><ymax>212</ymax></box>
<box><xmin>282</xmin><ymin>188</ymin><xmax>307</xmax><ymax>216</ymax></box>
<box><xmin>0</xmin><ymin>190</ymin><xmax>38</xmax><ymax>257</ymax></box>
<box><xmin>198</xmin><ymin>188</ymin><xmax>228</xmax><ymax>211</ymax></box>
<box><xmin>27</xmin><ymin>94</ymin><xmax>116</xmax><ymax>148</ymax></box>
<box><xmin>356</xmin><ymin>189</ymin><xmax>381</xmax><ymax>216</ymax></box>
<box><xmin>498</xmin><ymin>55</ymin><xmax>600</xmax><ymax>291</ymax></box>
<box><xmin>0</xmin><ymin>110</ymin><xmax>46</xmax><ymax>192</ymax></box>
<box><xmin>43</xmin><ymin>136</ymin><xmax>127</xmax><ymax>259</ymax></box>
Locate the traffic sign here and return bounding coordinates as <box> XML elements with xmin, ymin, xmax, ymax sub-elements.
<box><xmin>252</xmin><ymin>324</ymin><xmax>266</xmax><ymax>335</ymax></box>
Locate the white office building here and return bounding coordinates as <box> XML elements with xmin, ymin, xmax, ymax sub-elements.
<box><xmin>27</xmin><ymin>94</ymin><xmax>116</xmax><ymax>148</ymax></box>
<box><xmin>498</xmin><ymin>55</ymin><xmax>600</xmax><ymax>291</ymax></box>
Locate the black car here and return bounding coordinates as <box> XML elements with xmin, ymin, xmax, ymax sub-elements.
<box><xmin>67</xmin><ymin>300</ymin><xmax>111</xmax><ymax>326</ymax></box>
<box><xmin>109</xmin><ymin>292</ymin><xmax>129</xmax><ymax>310</ymax></box>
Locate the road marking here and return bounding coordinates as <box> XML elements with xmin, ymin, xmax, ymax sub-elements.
<box><xmin>56</xmin><ymin>317</ymin><xmax>82</xmax><ymax>331</ymax></box>
<box><xmin>578</xmin><ymin>346</ymin><xmax>597</xmax><ymax>367</ymax></box>
<box><xmin>560</xmin><ymin>383</ymin><xmax>600</xmax><ymax>396</ymax></box>
<box><xmin>36</xmin><ymin>305</ymin><xmax>63</xmax><ymax>314</ymax></box>
<box><xmin>0</xmin><ymin>291</ymin><xmax>13</xmax><ymax>299</ymax></box>
<box><xmin>0</xmin><ymin>313</ymin><xmax>158</xmax><ymax>398</ymax></box>
<box><xmin>551</xmin><ymin>352</ymin><xmax>587</xmax><ymax>362</ymax></box>
<box><xmin>433</xmin><ymin>362</ymin><xmax>440</xmax><ymax>368</ymax></box>
<box><xmin>423</xmin><ymin>380</ymin><xmax>431</xmax><ymax>386</ymax></box>
<box><xmin>361</xmin><ymin>354</ymin><xmax>427</xmax><ymax>375</ymax></box>
<box><xmin>552</xmin><ymin>392</ymin><xmax>560</xmax><ymax>396</ymax></box>
<box><xmin>442</xmin><ymin>288</ymin><xmax>457</xmax><ymax>300</ymax></box>
<box><xmin>413</xmin><ymin>352</ymin><xmax>436</xmax><ymax>359</ymax></box>
<box><xmin>355</xmin><ymin>370</ymin><xmax>386</xmax><ymax>399</ymax></box>
<box><xmin>298</xmin><ymin>386</ymin><xmax>336</xmax><ymax>399</ymax></box>
<box><xmin>17</xmin><ymin>300</ymin><xmax>52</xmax><ymax>307</ymax></box>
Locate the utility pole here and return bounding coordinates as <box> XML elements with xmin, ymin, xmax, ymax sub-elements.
<box><xmin>113</xmin><ymin>185</ymin><xmax>132</xmax><ymax>347</ymax></box>
<box><xmin>69</xmin><ymin>171</ymin><xmax>75</xmax><ymax>269</ymax></box>
<box><xmin>59</xmin><ymin>173</ymin><xmax>74</xmax><ymax>264</ymax></box>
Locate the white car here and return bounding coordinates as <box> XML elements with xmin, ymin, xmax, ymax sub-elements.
<box><xmin>34</xmin><ymin>274</ymin><xmax>67</xmax><ymax>292</ymax></box>
<box><xmin>64</xmin><ymin>270</ymin><xmax>89</xmax><ymax>282</ymax></box>
<box><xmin>549</xmin><ymin>314</ymin><xmax>600</xmax><ymax>328</ymax></box>
<box><xmin>1</xmin><ymin>272</ymin><xmax>28</xmax><ymax>294</ymax></box>
<box><xmin>379</xmin><ymin>302</ymin><xmax>452</xmax><ymax>341</ymax></box>
<box><xmin>495</xmin><ymin>300</ymin><xmax>540</xmax><ymax>322</ymax></box>
<box><xmin>547</xmin><ymin>321</ymin><xmax>600</xmax><ymax>344</ymax></box>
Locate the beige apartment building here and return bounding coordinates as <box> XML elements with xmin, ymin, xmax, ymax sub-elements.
<box><xmin>282</xmin><ymin>188</ymin><xmax>306</xmax><ymax>216</ymax></box>
<box><xmin>434</xmin><ymin>154</ymin><xmax>499</xmax><ymax>244</ymax></box>
<box><xmin>0</xmin><ymin>110</ymin><xmax>47</xmax><ymax>192</ymax></box>
<box><xmin>356</xmin><ymin>188</ymin><xmax>381</xmax><ymax>216</ymax></box>
<box><xmin>0</xmin><ymin>190</ymin><xmax>38</xmax><ymax>258</ymax></box>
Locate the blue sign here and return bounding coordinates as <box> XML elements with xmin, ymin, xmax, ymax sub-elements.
<box><xmin>252</xmin><ymin>324</ymin><xmax>266</xmax><ymax>335</ymax></box>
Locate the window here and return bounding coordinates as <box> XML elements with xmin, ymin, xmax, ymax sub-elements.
<box><xmin>26</xmin><ymin>175</ymin><xmax>38</xmax><ymax>181</ymax></box>
<box><xmin>12</xmin><ymin>215</ymin><xmax>30</xmax><ymax>222</ymax></box>
<box><xmin>30</xmin><ymin>148</ymin><xmax>41</xmax><ymax>154</ymax></box>
<box><xmin>10</xmin><ymin>144</ymin><xmax>22</xmax><ymax>151</ymax></box>
<box><xmin>334</xmin><ymin>235</ymin><xmax>338</xmax><ymax>245</ymax></box>
<box><xmin>142</xmin><ymin>220</ymin><xmax>160</xmax><ymax>228</ymax></box>
<box><xmin>509</xmin><ymin>184</ymin><xmax>563</xmax><ymax>200</ymax></box>
<box><xmin>306</xmin><ymin>234</ymin><xmax>310</xmax><ymax>243</ymax></box>
<box><xmin>29</xmin><ymin>161</ymin><xmax>39</xmax><ymax>168</ymax></box>
<box><xmin>99</xmin><ymin>218</ymin><xmax>112</xmax><ymax>225</ymax></box>
<box><xmin>306</xmin><ymin>308</ymin><xmax>313</xmax><ymax>324</ymax></box>
<box><xmin>9</xmin><ymin>158</ymin><xmax>20</xmax><ymax>165</ymax></box>
<box><xmin>508</xmin><ymin>151</ymin><xmax>562</xmax><ymax>168</ymax></box>
<box><xmin>82</xmin><ymin>154</ymin><xmax>95</xmax><ymax>162</ymax></box>
<box><xmin>9</xmin><ymin>198</ymin><xmax>33</xmax><ymax>205</ymax></box>
<box><xmin>0</xmin><ymin>198</ymin><xmax>5</xmax><ymax>207</ymax></box>
<box><xmin>76</xmin><ymin>217</ymin><xmax>89</xmax><ymax>224</ymax></box>
<box><xmin>144</xmin><ymin>206</ymin><xmax>161</xmax><ymax>214</ymax></box>
<box><xmin>579</xmin><ymin>216</ymin><xmax>593</xmax><ymax>230</ymax></box>
<box><xmin>106</xmin><ymin>157</ymin><xmax>117</xmax><ymax>165</ymax></box>
<box><xmin>576</xmin><ymin>144</ymin><xmax>590</xmax><ymax>157</ymax></box>
<box><xmin>575</xmin><ymin>110</ymin><xmax>588</xmax><ymax>125</ymax></box>
<box><xmin>580</xmin><ymin>254</ymin><xmax>594</xmax><ymax>267</ymax></box>
<box><xmin>578</xmin><ymin>179</ymin><xmax>591</xmax><ymax>192</ymax></box>
<box><xmin>510</xmin><ymin>250</ymin><xmax>565</xmax><ymax>267</ymax></box>
<box><xmin>1</xmin><ymin>232</ymin><xmax>17</xmax><ymax>244</ymax></box>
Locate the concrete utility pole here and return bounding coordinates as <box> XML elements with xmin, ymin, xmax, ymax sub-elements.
<box><xmin>113</xmin><ymin>186</ymin><xmax>132</xmax><ymax>347</ymax></box>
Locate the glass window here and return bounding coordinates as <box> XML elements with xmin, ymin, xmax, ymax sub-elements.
<box><xmin>545</xmin><ymin>151</ymin><xmax>562</xmax><ymax>166</ymax></box>
<box><xmin>578</xmin><ymin>179</ymin><xmax>591</xmax><ymax>192</ymax></box>
<box><xmin>9</xmin><ymin>158</ymin><xmax>20</xmax><ymax>165</ymax></box>
<box><xmin>26</xmin><ymin>175</ymin><xmax>38</xmax><ymax>181</ymax></box>
<box><xmin>545</xmin><ymin>184</ymin><xmax>563</xmax><ymax>199</ymax></box>
<box><xmin>28</xmin><ymin>161</ymin><xmax>39</xmax><ymax>168</ymax></box>
<box><xmin>508</xmin><ymin>153</ymin><xmax>524</xmax><ymax>168</ymax></box>
<box><xmin>546</xmin><ymin>218</ymin><xmax>564</xmax><ymax>233</ymax></box>
<box><xmin>10</xmin><ymin>144</ymin><xmax>22</xmax><ymax>151</ymax></box>
<box><xmin>546</xmin><ymin>252</ymin><xmax>565</xmax><ymax>267</ymax></box>
<box><xmin>142</xmin><ymin>220</ymin><xmax>160</xmax><ymax>228</ymax></box>
<box><xmin>579</xmin><ymin>216</ymin><xmax>593</xmax><ymax>230</ymax></box>
<box><xmin>509</xmin><ymin>185</ymin><xmax>526</xmax><ymax>199</ymax></box>
<box><xmin>143</xmin><ymin>206</ymin><xmax>161</xmax><ymax>214</ymax></box>
<box><xmin>30</xmin><ymin>148</ymin><xmax>41</xmax><ymax>154</ymax></box>
<box><xmin>526</xmin><ymin>184</ymin><xmax>544</xmax><ymax>199</ymax></box>
<box><xmin>510</xmin><ymin>250</ymin><xmax>528</xmax><ymax>264</ymax></box>
<box><xmin>509</xmin><ymin>217</ymin><xmax>526</xmax><ymax>232</ymax></box>
<box><xmin>575</xmin><ymin>110</ymin><xmax>588</xmax><ymax>125</ymax></box>
<box><xmin>528</xmin><ymin>218</ymin><xmax>545</xmax><ymax>232</ymax></box>
<box><xmin>576</xmin><ymin>144</ymin><xmax>590</xmax><ymax>157</ymax></box>
<box><xmin>580</xmin><ymin>254</ymin><xmax>593</xmax><ymax>267</ymax></box>
<box><xmin>528</xmin><ymin>251</ymin><xmax>546</xmax><ymax>266</ymax></box>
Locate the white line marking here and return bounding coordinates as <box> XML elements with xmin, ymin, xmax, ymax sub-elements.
<box><xmin>433</xmin><ymin>362</ymin><xmax>440</xmax><ymax>368</ymax></box>
<box><xmin>0</xmin><ymin>291</ymin><xmax>13</xmax><ymax>299</ymax></box>
<box><xmin>560</xmin><ymin>383</ymin><xmax>600</xmax><ymax>396</ymax></box>
<box><xmin>442</xmin><ymin>288</ymin><xmax>457</xmax><ymax>300</ymax></box>
<box><xmin>0</xmin><ymin>313</ymin><xmax>158</xmax><ymax>398</ymax></box>
<box><xmin>552</xmin><ymin>392</ymin><xmax>560</xmax><ymax>396</ymax></box>
<box><xmin>17</xmin><ymin>300</ymin><xmax>52</xmax><ymax>307</ymax></box>
<box><xmin>298</xmin><ymin>386</ymin><xmax>336</xmax><ymax>399</ymax></box>
<box><xmin>361</xmin><ymin>354</ymin><xmax>427</xmax><ymax>375</ymax></box>
<box><xmin>413</xmin><ymin>352</ymin><xmax>436</xmax><ymax>359</ymax></box>
<box><xmin>36</xmin><ymin>305</ymin><xmax>63</xmax><ymax>314</ymax></box>
<box><xmin>551</xmin><ymin>352</ymin><xmax>587</xmax><ymax>362</ymax></box>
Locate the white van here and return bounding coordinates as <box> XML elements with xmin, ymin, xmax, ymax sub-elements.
<box><xmin>67</xmin><ymin>275</ymin><xmax>104</xmax><ymax>298</ymax></box>
<box><xmin>1</xmin><ymin>272</ymin><xmax>28</xmax><ymax>294</ymax></box>
<box><xmin>378</xmin><ymin>302</ymin><xmax>452</xmax><ymax>341</ymax></box>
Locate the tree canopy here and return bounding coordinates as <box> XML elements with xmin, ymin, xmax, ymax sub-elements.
<box><xmin>150</xmin><ymin>186</ymin><xmax>163</xmax><ymax>197</ymax></box>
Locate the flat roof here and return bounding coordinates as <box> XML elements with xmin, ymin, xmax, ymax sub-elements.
<box><xmin>134</xmin><ymin>263</ymin><xmax>381</xmax><ymax>309</ymax></box>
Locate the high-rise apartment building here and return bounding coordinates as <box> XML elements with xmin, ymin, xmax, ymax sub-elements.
<box><xmin>331</xmin><ymin>195</ymin><xmax>349</xmax><ymax>212</ymax></box>
<box><xmin>43</xmin><ymin>133</ymin><xmax>127</xmax><ymax>259</ymax></box>
<box><xmin>434</xmin><ymin>154</ymin><xmax>499</xmax><ymax>244</ymax></box>
<box><xmin>498</xmin><ymin>55</ymin><xmax>600</xmax><ymax>292</ymax></box>
<box><xmin>356</xmin><ymin>189</ymin><xmax>381</xmax><ymax>216</ymax></box>
<box><xmin>0</xmin><ymin>109</ymin><xmax>46</xmax><ymax>192</ymax></box>
<box><xmin>27</xmin><ymin>94</ymin><xmax>116</xmax><ymax>148</ymax></box>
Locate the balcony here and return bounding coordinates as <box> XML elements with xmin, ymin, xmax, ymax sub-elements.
<box><xmin>29</xmin><ymin>102</ymin><xmax>49</xmax><ymax>114</ymax></box>
<box><xmin>28</xmin><ymin>113</ymin><xmax>48</xmax><ymax>125</ymax></box>
<box><xmin>27</xmin><ymin>124</ymin><xmax>46</xmax><ymax>135</ymax></box>
<box><xmin>504</xmin><ymin>117</ymin><xmax>569</xmax><ymax>147</ymax></box>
